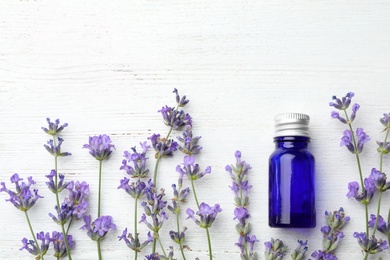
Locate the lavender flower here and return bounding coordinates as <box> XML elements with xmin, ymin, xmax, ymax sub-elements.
<box><xmin>311</xmin><ymin>250</ymin><xmax>337</xmax><ymax>260</ymax></box>
<box><xmin>80</xmin><ymin>215</ymin><xmax>117</xmax><ymax>241</ymax></box>
<box><xmin>290</xmin><ymin>240</ymin><xmax>308</xmax><ymax>260</ymax></box>
<box><xmin>264</xmin><ymin>238</ymin><xmax>287</xmax><ymax>260</ymax></box>
<box><xmin>173</xmin><ymin>88</ymin><xmax>189</xmax><ymax>107</ymax></box>
<box><xmin>148</xmin><ymin>133</ymin><xmax>178</xmax><ymax>158</ymax></box>
<box><xmin>45</xmin><ymin>170</ymin><xmax>72</xmax><ymax>193</ymax></box>
<box><xmin>83</xmin><ymin>134</ymin><xmax>115</xmax><ymax>161</ymax></box>
<box><xmin>370</xmin><ymin>168</ymin><xmax>390</xmax><ymax>191</ymax></box>
<box><xmin>377</xmin><ymin>141</ymin><xmax>390</xmax><ymax>154</ymax></box>
<box><xmin>186</xmin><ymin>202</ymin><xmax>222</xmax><ymax>228</ymax></box>
<box><xmin>49</xmin><ymin>203</ymin><xmax>72</xmax><ymax>225</ymax></box>
<box><xmin>118</xmin><ymin>178</ymin><xmax>147</xmax><ymax>199</ymax></box>
<box><xmin>63</xmin><ymin>180</ymin><xmax>89</xmax><ymax>220</ymax></box>
<box><xmin>177</xmin><ymin>127</ymin><xmax>202</xmax><ymax>155</ymax></box>
<box><xmin>346</xmin><ymin>177</ymin><xmax>377</xmax><ymax>204</ymax></box>
<box><xmin>380</xmin><ymin>113</ymin><xmax>390</xmax><ymax>128</ymax></box>
<box><xmin>118</xmin><ymin>228</ymin><xmax>153</xmax><ymax>252</ymax></box>
<box><xmin>51</xmin><ymin>231</ymin><xmax>75</xmax><ymax>258</ymax></box>
<box><xmin>168</xmin><ymin>184</ymin><xmax>190</xmax><ymax>214</ymax></box>
<box><xmin>140</xmin><ymin>186</ymin><xmax>169</xmax><ymax>234</ymax></box>
<box><xmin>329</xmin><ymin>92</ymin><xmax>355</xmax><ymax>111</ymax></box>
<box><xmin>20</xmin><ymin>232</ymin><xmax>52</xmax><ymax>257</ymax></box>
<box><xmin>368</xmin><ymin>214</ymin><xmax>390</xmax><ymax>235</ymax></box>
<box><xmin>169</xmin><ymin>227</ymin><xmax>187</xmax><ymax>244</ymax></box>
<box><xmin>42</xmin><ymin>118</ymin><xmax>68</xmax><ymax>136</ymax></box>
<box><xmin>44</xmin><ymin>137</ymin><xmax>72</xmax><ymax>157</ymax></box>
<box><xmin>325</xmin><ymin>207</ymin><xmax>350</xmax><ymax>230</ymax></box>
<box><xmin>159</xmin><ymin>105</ymin><xmax>192</xmax><ymax>130</ymax></box>
<box><xmin>176</xmin><ymin>155</ymin><xmax>211</xmax><ymax>181</ymax></box>
<box><xmin>0</xmin><ymin>173</ymin><xmax>43</xmax><ymax>211</ymax></box>
<box><xmin>120</xmin><ymin>142</ymin><xmax>150</xmax><ymax>178</ymax></box>
<box><xmin>353</xmin><ymin>232</ymin><xmax>388</xmax><ymax>254</ymax></box>
<box><xmin>340</xmin><ymin>128</ymin><xmax>370</xmax><ymax>154</ymax></box>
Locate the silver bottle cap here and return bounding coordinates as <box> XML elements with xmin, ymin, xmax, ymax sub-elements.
<box><xmin>274</xmin><ymin>113</ymin><xmax>310</xmax><ymax>137</ymax></box>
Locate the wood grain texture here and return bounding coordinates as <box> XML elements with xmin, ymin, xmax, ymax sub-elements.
<box><xmin>1</xmin><ymin>1</ymin><xmax>390</xmax><ymax>259</ymax></box>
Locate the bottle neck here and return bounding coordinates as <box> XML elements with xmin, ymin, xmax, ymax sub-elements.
<box><xmin>274</xmin><ymin>136</ymin><xmax>310</xmax><ymax>149</ymax></box>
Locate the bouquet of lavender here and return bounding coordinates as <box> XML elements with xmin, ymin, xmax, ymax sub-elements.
<box><xmin>330</xmin><ymin>92</ymin><xmax>389</xmax><ymax>259</ymax></box>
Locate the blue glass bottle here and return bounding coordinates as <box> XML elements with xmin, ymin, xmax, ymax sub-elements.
<box><xmin>269</xmin><ymin>113</ymin><xmax>316</xmax><ymax>228</ymax></box>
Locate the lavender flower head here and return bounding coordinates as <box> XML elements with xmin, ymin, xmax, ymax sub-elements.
<box><xmin>186</xmin><ymin>202</ymin><xmax>222</xmax><ymax>228</ymax></box>
<box><xmin>51</xmin><ymin>231</ymin><xmax>75</xmax><ymax>258</ymax></box>
<box><xmin>176</xmin><ymin>155</ymin><xmax>211</xmax><ymax>181</ymax></box>
<box><xmin>370</xmin><ymin>168</ymin><xmax>390</xmax><ymax>191</ymax></box>
<box><xmin>44</xmin><ymin>137</ymin><xmax>72</xmax><ymax>157</ymax></box>
<box><xmin>0</xmin><ymin>173</ymin><xmax>43</xmax><ymax>211</ymax></box>
<box><xmin>49</xmin><ymin>203</ymin><xmax>72</xmax><ymax>225</ymax></box>
<box><xmin>159</xmin><ymin>89</ymin><xmax>191</xmax><ymax>130</ymax></box>
<box><xmin>368</xmin><ymin>214</ymin><xmax>390</xmax><ymax>235</ymax></box>
<box><xmin>83</xmin><ymin>134</ymin><xmax>115</xmax><ymax>161</ymax></box>
<box><xmin>20</xmin><ymin>231</ymin><xmax>52</xmax><ymax>257</ymax></box>
<box><xmin>311</xmin><ymin>250</ymin><xmax>338</xmax><ymax>260</ymax></box>
<box><xmin>264</xmin><ymin>238</ymin><xmax>287</xmax><ymax>260</ymax></box>
<box><xmin>291</xmin><ymin>240</ymin><xmax>308</xmax><ymax>260</ymax></box>
<box><xmin>45</xmin><ymin>170</ymin><xmax>72</xmax><ymax>193</ymax></box>
<box><xmin>346</xmin><ymin>176</ymin><xmax>376</xmax><ymax>204</ymax></box>
<box><xmin>380</xmin><ymin>113</ymin><xmax>390</xmax><ymax>128</ymax></box>
<box><xmin>63</xmin><ymin>180</ymin><xmax>89</xmax><ymax>220</ymax></box>
<box><xmin>81</xmin><ymin>215</ymin><xmax>117</xmax><ymax>241</ymax></box>
<box><xmin>118</xmin><ymin>178</ymin><xmax>147</xmax><ymax>199</ymax></box>
<box><xmin>329</xmin><ymin>92</ymin><xmax>360</xmax><ymax>124</ymax></box>
<box><xmin>42</xmin><ymin>118</ymin><xmax>68</xmax><ymax>136</ymax></box>
<box><xmin>353</xmin><ymin>232</ymin><xmax>388</xmax><ymax>254</ymax></box>
<box><xmin>118</xmin><ymin>228</ymin><xmax>153</xmax><ymax>252</ymax></box>
<box><xmin>340</xmin><ymin>128</ymin><xmax>370</xmax><ymax>154</ymax></box>
<box><xmin>173</xmin><ymin>88</ymin><xmax>189</xmax><ymax>107</ymax></box>
<box><xmin>148</xmin><ymin>133</ymin><xmax>178</xmax><ymax>158</ymax></box>
<box><xmin>177</xmin><ymin>127</ymin><xmax>202</xmax><ymax>155</ymax></box>
<box><xmin>120</xmin><ymin>141</ymin><xmax>150</xmax><ymax>178</ymax></box>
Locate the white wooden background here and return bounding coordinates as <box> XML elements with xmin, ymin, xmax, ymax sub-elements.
<box><xmin>1</xmin><ymin>1</ymin><xmax>390</xmax><ymax>259</ymax></box>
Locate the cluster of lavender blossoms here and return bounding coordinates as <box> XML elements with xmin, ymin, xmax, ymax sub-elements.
<box><xmin>311</xmin><ymin>208</ymin><xmax>349</xmax><ymax>259</ymax></box>
<box><xmin>226</xmin><ymin>151</ymin><xmax>259</xmax><ymax>260</ymax></box>
<box><xmin>118</xmin><ymin>88</ymin><xmax>211</xmax><ymax>260</ymax></box>
<box><xmin>0</xmin><ymin>118</ymin><xmax>92</xmax><ymax>260</ymax></box>
<box><xmin>330</xmin><ymin>92</ymin><xmax>389</xmax><ymax>259</ymax></box>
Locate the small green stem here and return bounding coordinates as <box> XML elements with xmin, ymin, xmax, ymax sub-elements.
<box><xmin>365</xmin><ymin>204</ymin><xmax>369</xmax><ymax>237</ymax></box>
<box><xmin>97</xmin><ymin>240</ymin><xmax>102</xmax><ymax>260</ymax></box>
<box><xmin>25</xmin><ymin>211</ymin><xmax>44</xmax><ymax>260</ymax></box>
<box><xmin>190</xmin><ymin>179</ymin><xmax>200</xmax><ymax>209</ymax></box>
<box><xmin>176</xmin><ymin>202</ymin><xmax>186</xmax><ymax>260</ymax></box>
<box><xmin>98</xmin><ymin>160</ymin><xmax>103</xmax><ymax>218</ymax></box>
<box><xmin>205</xmin><ymin>227</ymin><xmax>213</xmax><ymax>260</ymax></box>
<box><xmin>66</xmin><ymin>217</ymin><xmax>73</xmax><ymax>235</ymax></box>
<box><xmin>372</xmin><ymin>191</ymin><xmax>383</xmax><ymax>236</ymax></box>
<box><xmin>158</xmin><ymin>237</ymin><xmax>167</xmax><ymax>257</ymax></box>
<box><xmin>363</xmin><ymin>252</ymin><xmax>369</xmax><ymax>260</ymax></box>
<box><xmin>134</xmin><ymin>197</ymin><xmax>138</xmax><ymax>260</ymax></box>
<box><xmin>153</xmin><ymin>155</ymin><xmax>162</xmax><ymax>187</ymax></box>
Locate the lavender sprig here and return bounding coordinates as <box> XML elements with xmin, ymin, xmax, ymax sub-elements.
<box><xmin>42</xmin><ymin>118</ymin><xmax>73</xmax><ymax>260</ymax></box>
<box><xmin>178</xmin><ymin>153</ymin><xmax>218</xmax><ymax>260</ymax></box>
<box><xmin>1</xmin><ymin>174</ymin><xmax>46</xmax><ymax>259</ymax></box>
<box><xmin>329</xmin><ymin>93</ymin><xmax>370</xmax><ymax>236</ymax></box>
<box><xmin>83</xmin><ymin>134</ymin><xmax>115</xmax><ymax>260</ymax></box>
<box><xmin>119</xmin><ymin>142</ymin><xmax>151</xmax><ymax>259</ymax></box>
<box><xmin>264</xmin><ymin>238</ymin><xmax>287</xmax><ymax>260</ymax></box>
<box><xmin>311</xmin><ymin>208</ymin><xmax>349</xmax><ymax>259</ymax></box>
<box><xmin>226</xmin><ymin>151</ymin><xmax>259</xmax><ymax>260</ymax></box>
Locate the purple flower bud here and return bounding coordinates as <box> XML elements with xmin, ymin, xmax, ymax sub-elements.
<box><xmin>42</xmin><ymin>118</ymin><xmax>68</xmax><ymax>136</ymax></box>
<box><xmin>83</xmin><ymin>134</ymin><xmax>115</xmax><ymax>161</ymax></box>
